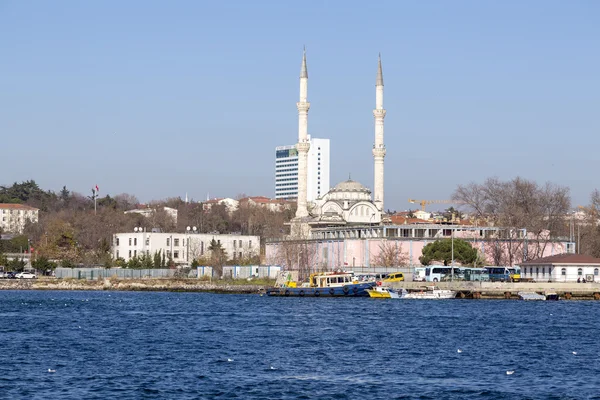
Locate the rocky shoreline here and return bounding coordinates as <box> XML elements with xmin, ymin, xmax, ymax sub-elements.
<box><xmin>0</xmin><ymin>278</ymin><xmax>265</xmax><ymax>294</ymax></box>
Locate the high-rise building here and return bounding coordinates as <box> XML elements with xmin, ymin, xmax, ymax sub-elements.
<box><xmin>275</xmin><ymin>136</ymin><xmax>330</xmax><ymax>202</ymax></box>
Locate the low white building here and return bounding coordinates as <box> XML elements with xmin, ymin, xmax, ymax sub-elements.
<box><xmin>202</xmin><ymin>198</ymin><xmax>239</xmax><ymax>214</ymax></box>
<box><xmin>520</xmin><ymin>254</ymin><xmax>600</xmax><ymax>282</ymax></box>
<box><xmin>413</xmin><ymin>210</ymin><xmax>431</xmax><ymax>221</ymax></box>
<box><xmin>112</xmin><ymin>231</ymin><xmax>260</xmax><ymax>265</ymax></box>
<box><xmin>0</xmin><ymin>203</ymin><xmax>39</xmax><ymax>234</ymax></box>
<box><xmin>124</xmin><ymin>206</ymin><xmax>178</xmax><ymax>224</ymax></box>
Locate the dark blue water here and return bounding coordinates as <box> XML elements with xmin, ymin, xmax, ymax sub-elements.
<box><xmin>1</xmin><ymin>291</ymin><xmax>599</xmax><ymax>399</ymax></box>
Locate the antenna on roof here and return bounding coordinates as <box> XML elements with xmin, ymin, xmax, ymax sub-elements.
<box><xmin>348</xmin><ymin>173</ymin><xmax>351</xmax><ymax>180</ymax></box>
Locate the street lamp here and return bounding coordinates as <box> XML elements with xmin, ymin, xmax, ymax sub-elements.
<box><xmin>297</xmin><ymin>249</ymin><xmax>303</xmax><ymax>280</ymax></box>
<box><xmin>451</xmin><ymin>227</ymin><xmax>454</xmax><ymax>281</ymax></box>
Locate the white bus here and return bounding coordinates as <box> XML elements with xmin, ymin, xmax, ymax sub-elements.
<box><xmin>425</xmin><ymin>266</ymin><xmax>462</xmax><ymax>282</ymax></box>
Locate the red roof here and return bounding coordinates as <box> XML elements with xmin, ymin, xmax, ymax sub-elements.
<box><xmin>521</xmin><ymin>253</ymin><xmax>600</xmax><ymax>265</ymax></box>
<box><xmin>0</xmin><ymin>203</ymin><xmax>38</xmax><ymax>211</ymax></box>
<box><xmin>390</xmin><ymin>215</ymin><xmax>430</xmax><ymax>225</ymax></box>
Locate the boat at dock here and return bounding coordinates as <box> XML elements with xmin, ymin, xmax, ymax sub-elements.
<box><xmin>266</xmin><ymin>270</ymin><xmax>374</xmax><ymax>297</ymax></box>
<box><xmin>366</xmin><ymin>286</ymin><xmax>400</xmax><ymax>299</ymax></box>
<box><xmin>518</xmin><ymin>291</ymin><xmax>547</xmax><ymax>301</ymax></box>
<box><xmin>398</xmin><ymin>286</ymin><xmax>457</xmax><ymax>299</ymax></box>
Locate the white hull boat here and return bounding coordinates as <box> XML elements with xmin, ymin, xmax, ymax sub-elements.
<box><xmin>399</xmin><ymin>286</ymin><xmax>456</xmax><ymax>299</ymax></box>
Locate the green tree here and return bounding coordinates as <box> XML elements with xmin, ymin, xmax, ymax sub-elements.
<box><xmin>153</xmin><ymin>250</ymin><xmax>162</xmax><ymax>269</ymax></box>
<box><xmin>420</xmin><ymin>238</ymin><xmax>478</xmax><ymax>266</ymax></box>
<box><xmin>32</xmin><ymin>255</ymin><xmax>57</xmax><ymax>275</ymax></box>
<box><xmin>7</xmin><ymin>258</ymin><xmax>26</xmax><ymax>272</ymax></box>
<box><xmin>208</xmin><ymin>239</ymin><xmax>228</xmax><ymax>277</ymax></box>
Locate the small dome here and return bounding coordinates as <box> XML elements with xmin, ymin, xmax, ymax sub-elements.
<box><xmin>331</xmin><ymin>179</ymin><xmax>370</xmax><ymax>193</ymax></box>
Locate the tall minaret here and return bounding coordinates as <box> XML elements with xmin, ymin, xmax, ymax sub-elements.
<box><xmin>373</xmin><ymin>54</ymin><xmax>386</xmax><ymax>212</ymax></box>
<box><xmin>295</xmin><ymin>48</ymin><xmax>311</xmax><ymax>218</ymax></box>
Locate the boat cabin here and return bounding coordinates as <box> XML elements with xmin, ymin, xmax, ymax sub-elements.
<box><xmin>309</xmin><ymin>272</ymin><xmax>357</xmax><ymax>288</ymax></box>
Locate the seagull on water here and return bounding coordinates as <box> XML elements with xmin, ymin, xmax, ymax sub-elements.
<box><xmin>227</xmin><ymin>358</ymin><xmax>234</xmax><ymax>362</ymax></box>
<box><xmin>572</xmin><ymin>351</ymin><xmax>577</xmax><ymax>355</ymax></box>
<box><xmin>457</xmin><ymin>349</ymin><xmax>463</xmax><ymax>353</ymax></box>
<box><xmin>506</xmin><ymin>370</ymin><xmax>515</xmax><ymax>375</ymax></box>
<box><xmin>48</xmin><ymin>369</ymin><xmax>56</xmax><ymax>373</ymax></box>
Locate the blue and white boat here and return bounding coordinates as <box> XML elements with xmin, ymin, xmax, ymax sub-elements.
<box><xmin>266</xmin><ymin>271</ymin><xmax>374</xmax><ymax>297</ymax></box>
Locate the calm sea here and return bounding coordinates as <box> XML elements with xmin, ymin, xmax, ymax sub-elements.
<box><xmin>1</xmin><ymin>290</ymin><xmax>599</xmax><ymax>400</ymax></box>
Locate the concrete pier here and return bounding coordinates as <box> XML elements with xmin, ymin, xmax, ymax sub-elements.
<box><xmin>390</xmin><ymin>281</ymin><xmax>600</xmax><ymax>300</ymax></box>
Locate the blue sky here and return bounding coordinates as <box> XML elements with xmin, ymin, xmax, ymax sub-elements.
<box><xmin>1</xmin><ymin>1</ymin><xmax>598</xmax><ymax>210</ymax></box>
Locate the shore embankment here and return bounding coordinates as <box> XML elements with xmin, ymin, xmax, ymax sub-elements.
<box><xmin>392</xmin><ymin>281</ymin><xmax>600</xmax><ymax>299</ymax></box>
<box><xmin>0</xmin><ymin>278</ymin><xmax>265</xmax><ymax>294</ymax></box>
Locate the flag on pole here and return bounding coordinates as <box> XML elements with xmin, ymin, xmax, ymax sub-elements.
<box><xmin>95</xmin><ymin>185</ymin><xmax>99</xmax><ymax>192</ymax></box>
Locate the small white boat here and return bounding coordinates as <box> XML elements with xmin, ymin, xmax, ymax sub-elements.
<box><xmin>399</xmin><ymin>286</ymin><xmax>456</xmax><ymax>299</ymax></box>
<box><xmin>518</xmin><ymin>291</ymin><xmax>546</xmax><ymax>301</ymax></box>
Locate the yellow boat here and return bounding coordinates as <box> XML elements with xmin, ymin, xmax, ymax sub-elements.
<box><xmin>365</xmin><ymin>286</ymin><xmax>400</xmax><ymax>299</ymax></box>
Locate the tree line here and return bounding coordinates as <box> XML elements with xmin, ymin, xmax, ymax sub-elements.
<box><xmin>0</xmin><ymin>181</ymin><xmax>295</xmax><ymax>268</ymax></box>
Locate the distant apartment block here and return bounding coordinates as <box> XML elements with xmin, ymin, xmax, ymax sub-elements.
<box><xmin>0</xmin><ymin>204</ymin><xmax>39</xmax><ymax>234</ymax></box>
<box><xmin>275</xmin><ymin>136</ymin><xmax>330</xmax><ymax>201</ymax></box>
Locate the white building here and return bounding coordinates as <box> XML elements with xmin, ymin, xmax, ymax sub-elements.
<box><xmin>520</xmin><ymin>254</ymin><xmax>600</xmax><ymax>282</ymax></box>
<box><xmin>275</xmin><ymin>136</ymin><xmax>330</xmax><ymax>202</ymax></box>
<box><xmin>0</xmin><ymin>203</ymin><xmax>39</xmax><ymax>234</ymax></box>
<box><xmin>112</xmin><ymin>231</ymin><xmax>260</xmax><ymax>265</ymax></box>
<box><xmin>202</xmin><ymin>198</ymin><xmax>239</xmax><ymax>214</ymax></box>
<box><xmin>124</xmin><ymin>206</ymin><xmax>178</xmax><ymax>224</ymax></box>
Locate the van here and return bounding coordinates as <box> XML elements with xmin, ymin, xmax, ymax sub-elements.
<box><xmin>355</xmin><ymin>273</ymin><xmax>389</xmax><ymax>282</ymax></box>
<box><xmin>383</xmin><ymin>272</ymin><xmax>404</xmax><ymax>282</ymax></box>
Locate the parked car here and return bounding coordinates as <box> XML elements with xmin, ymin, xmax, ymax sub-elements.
<box><xmin>383</xmin><ymin>272</ymin><xmax>405</xmax><ymax>282</ymax></box>
<box><xmin>15</xmin><ymin>272</ymin><xmax>37</xmax><ymax>279</ymax></box>
<box><xmin>5</xmin><ymin>272</ymin><xmax>16</xmax><ymax>279</ymax></box>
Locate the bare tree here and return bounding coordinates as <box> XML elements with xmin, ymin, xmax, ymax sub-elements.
<box><xmin>370</xmin><ymin>240</ymin><xmax>409</xmax><ymax>268</ymax></box>
<box><xmin>453</xmin><ymin>177</ymin><xmax>571</xmax><ymax>264</ymax></box>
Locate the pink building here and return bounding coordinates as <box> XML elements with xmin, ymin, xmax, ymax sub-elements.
<box><xmin>265</xmin><ymin>223</ymin><xmax>574</xmax><ymax>271</ymax></box>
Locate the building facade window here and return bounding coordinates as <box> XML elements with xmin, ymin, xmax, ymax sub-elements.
<box><xmin>134</xmin><ymin>238</ymin><xmax>137</xmax><ymax>246</ymax></box>
<box><xmin>116</xmin><ymin>250</ymin><xmax>119</xmax><ymax>258</ymax></box>
<box><xmin>174</xmin><ymin>239</ymin><xmax>179</xmax><ymax>246</ymax></box>
<box><xmin>239</xmin><ymin>252</ymin><xmax>242</xmax><ymax>259</ymax></box>
<box><xmin>129</xmin><ymin>238</ymin><xmax>132</xmax><ymax>246</ymax></box>
<box><xmin>595</xmin><ymin>268</ymin><xmax>599</xmax><ymax>276</ymax></box>
<box><xmin>116</xmin><ymin>238</ymin><xmax>120</xmax><ymax>246</ymax></box>
<box><xmin>174</xmin><ymin>251</ymin><xmax>179</xmax><ymax>259</ymax></box>
<box><xmin>578</xmin><ymin>268</ymin><xmax>583</xmax><ymax>276</ymax></box>
<box><xmin>167</xmin><ymin>238</ymin><xmax>170</xmax><ymax>246</ymax></box>
<box><xmin>239</xmin><ymin>240</ymin><xmax>242</xmax><ymax>247</ymax></box>
<box><xmin>561</xmin><ymin>268</ymin><xmax>566</xmax><ymax>276</ymax></box>
<box><xmin>146</xmin><ymin>238</ymin><xmax>149</xmax><ymax>245</ymax></box>
<box><xmin>134</xmin><ymin>250</ymin><xmax>137</xmax><ymax>257</ymax></box>
<box><xmin>249</xmin><ymin>240</ymin><xmax>252</xmax><ymax>248</ymax></box>
<box><xmin>129</xmin><ymin>250</ymin><xmax>132</xmax><ymax>258</ymax></box>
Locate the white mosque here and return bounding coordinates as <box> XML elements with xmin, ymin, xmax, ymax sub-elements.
<box><xmin>292</xmin><ymin>50</ymin><xmax>387</xmax><ymax>232</ymax></box>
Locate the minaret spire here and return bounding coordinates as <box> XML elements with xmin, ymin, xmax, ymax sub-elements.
<box><xmin>373</xmin><ymin>54</ymin><xmax>387</xmax><ymax>212</ymax></box>
<box><xmin>295</xmin><ymin>47</ymin><xmax>311</xmax><ymax>218</ymax></box>
<box><xmin>301</xmin><ymin>46</ymin><xmax>308</xmax><ymax>79</ymax></box>
<box><xmin>376</xmin><ymin>53</ymin><xmax>384</xmax><ymax>87</ymax></box>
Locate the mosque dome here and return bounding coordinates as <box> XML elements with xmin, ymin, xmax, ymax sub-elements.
<box><xmin>331</xmin><ymin>179</ymin><xmax>370</xmax><ymax>193</ymax></box>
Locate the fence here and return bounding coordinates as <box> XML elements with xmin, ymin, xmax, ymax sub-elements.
<box><xmin>55</xmin><ymin>268</ymin><xmax>187</xmax><ymax>280</ymax></box>
<box><xmin>55</xmin><ymin>266</ymin><xmax>282</xmax><ymax>280</ymax></box>
<box><xmin>197</xmin><ymin>265</ymin><xmax>281</xmax><ymax>279</ymax></box>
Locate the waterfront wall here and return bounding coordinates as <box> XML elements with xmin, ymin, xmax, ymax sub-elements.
<box><xmin>0</xmin><ymin>278</ymin><xmax>263</xmax><ymax>293</ymax></box>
